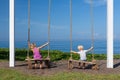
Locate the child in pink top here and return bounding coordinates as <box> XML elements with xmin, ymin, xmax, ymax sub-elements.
<box><xmin>29</xmin><ymin>42</ymin><xmax>49</xmax><ymax>68</ymax></box>
<box><xmin>33</xmin><ymin>47</ymin><xmax>42</xmax><ymax>60</ymax></box>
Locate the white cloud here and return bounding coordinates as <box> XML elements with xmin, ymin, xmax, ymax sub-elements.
<box><xmin>15</xmin><ymin>19</ymin><xmax>68</xmax><ymax>32</ymax></box>
<box><xmin>94</xmin><ymin>33</ymin><xmax>106</xmax><ymax>39</ymax></box>
<box><xmin>31</xmin><ymin>22</ymin><xmax>48</xmax><ymax>28</ymax></box>
<box><xmin>16</xmin><ymin>18</ymin><xmax>27</xmax><ymax>26</ymax></box>
<box><xmin>114</xmin><ymin>34</ymin><xmax>120</xmax><ymax>40</ymax></box>
<box><xmin>84</xmin><ymin>0</ymin><xmax>107</xmax><ymax>7</ymax></box>
<box><xmin>16</xmin><ymin>19</ymin><xmax>48</xmax><ymax>28</ymax></box>
<box><xmin>51</xmin><ymin>25</ymin><xmax>68</xmax><ymax>30</ymax></box>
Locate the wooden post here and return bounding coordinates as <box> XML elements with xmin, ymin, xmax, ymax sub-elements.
<box><xmin>107</xmin><ymin>0</ymin><xmax>114</xmax><ymax>68</ymax></box>
<box><xmin>9</xmin><ymin>0</ymin><xmax>15</xmax><ymax>67</ymax></box>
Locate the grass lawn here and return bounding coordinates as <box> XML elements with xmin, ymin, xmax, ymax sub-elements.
<box><xmin>0</xmin><ymin>68</ymin><xmax>120</xmax><ymax>80</ymax></box>
<box><xmin>0</xmin><ymin>48</ymin><xmax>120</xmax><ymax>80</ymax></box>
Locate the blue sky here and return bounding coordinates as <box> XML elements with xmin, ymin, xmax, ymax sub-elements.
<box><xmin>0</xmin><ymin>0</ymin><xmax>120</xmax><ymax>42</ymax></box>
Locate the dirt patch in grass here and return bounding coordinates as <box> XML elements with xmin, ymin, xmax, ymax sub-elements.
<box><xmin>0</xmin><ymin>59</ymin><xmax>120</xmax><ymax>76</ymax></box>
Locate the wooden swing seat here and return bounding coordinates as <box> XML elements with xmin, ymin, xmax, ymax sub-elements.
<box><xmin>25</xmin><ymin>57</ymin><xmax>50</xmax><ymax>61</ymax></box>
<box><xmin>68</xmin><ymin>59</ymin><xmax>99</xmax><ymax>70</ymax></box>
<box><xmin>25</xmin><ymin>58</ymin><xmax>50</xmax><ymax>69</ymax></box>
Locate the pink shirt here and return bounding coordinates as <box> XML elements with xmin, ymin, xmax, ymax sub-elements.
<box><xmin>33</xmin><ymin>47</ymin><xmax>42</xmax><ymax>60</ymax></box>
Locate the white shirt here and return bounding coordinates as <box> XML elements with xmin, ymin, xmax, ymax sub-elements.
<box><xmin>77</xmin><ymin>47</ymin><xmax>93</xmax><ymax>60</ymax></box>
<box><xmin>77</xmin><ymin>50</ymin><xmax>88</xmax><ymax>60</ymax></box>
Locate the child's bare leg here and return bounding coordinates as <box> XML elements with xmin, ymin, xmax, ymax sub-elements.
<box><xmin>35</xmin><ymin>64</ymin><xmax>37</xmax><ymax>68</ymax></box>
<box><xmin>39</xmin><ymin>61</ymin><xmax>43</xmax><ymax>69</ymax></box>
<box><xmin>78</xmin><ymin>62</ymin><xmax>81</xmax><ymax>68</ymax></box>
<box><xmin>82</xmin><ymin>63</ymin><xmax>85</xmax><ymax>69</ymax></box>
<box><xmin>40</xmin><ymin>64</ymin><xmax>42</xmax><ymax>69</ymax></box>
<box><xmin>34</xmin><ymin>60</ymin><xmax>38</xmax><ymax>68</ymax></box>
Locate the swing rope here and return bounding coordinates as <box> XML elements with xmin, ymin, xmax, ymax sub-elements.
<box><xmin>70</xmin><ymin>0</ymin><xmax>95</xmax><ymax>60</ymax></box>
<box><xmin>90</xmin><ymin>0</ymin><xmax>95</xmax><ymax>60</ymax></box>
<box><xmin>47</xmin><ymin>0</ymin><xmax>51</xmax><ymax>58</ymax></box>
<box><xmin>27</xmin><ymin>0</ymin><xmax>51</xmax><ymax>59</ymax></box>
<box><xmin>70</xmin><ymin>0</ymin><xmax>73</xmax><ymax>59</ymax></box>
<box><xmin>27</xmin><ymin>0</ymin><xmax>30</xmax><ymax>58</ymax></box>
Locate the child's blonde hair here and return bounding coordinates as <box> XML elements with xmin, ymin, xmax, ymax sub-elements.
<box><xmin>78</xmin><ymin>45</ymin><xmax>84</xmax><ymax>50</ymax></box>
<box><xmin>31</xmin><ymin>43</ymin><xmax>36</xmax><ymax>47</ymax></box>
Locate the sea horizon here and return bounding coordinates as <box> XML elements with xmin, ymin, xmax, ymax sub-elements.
<box><xmin>0</xmin><ymin>39</ymin><xmax>120</xmax><ymax>54</ymax></box>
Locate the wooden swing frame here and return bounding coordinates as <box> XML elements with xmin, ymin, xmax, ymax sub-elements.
<box><xmin>26</xmin><ymin>0</ymin><xmax>51</xmax><ymax>69</ymax></box>
<box><xmin>25</xmin><ymin>57</ymin><xmax>50</xmax><ymax>69</ymax></box>
<box><xmin>68</xmin><ymin>0</ymin><xmax>99</xmax><ymax>70</ymax></box>
<box><xmin>68</xmin><ymin>59</ymin><xmax>99</xmax><ymax>70</ymax></box>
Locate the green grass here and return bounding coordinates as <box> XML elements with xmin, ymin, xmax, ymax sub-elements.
<box><xmin>0</xmin><ymin>68</ymin><xmax>120</xmax><ymax>80</ymax></box>
<box><xmin>0</xmin><ymin>48</ymin><xmax>120</xmax><ymax>61</ymax></box>
<box><xmin>1</xmin><ymin>48</ymin><xmax>120</xmax><ymax>80</ymax></box>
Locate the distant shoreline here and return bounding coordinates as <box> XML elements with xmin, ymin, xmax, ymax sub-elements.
<box><xmin>0</xmin><ymin>40</ymin><xmax>120</xmax><ymax>54</ymax></box>
<box><xmin>0</xmin><ymin>48</ymin><xmax>120</xmax><ymax>54</ymax></box>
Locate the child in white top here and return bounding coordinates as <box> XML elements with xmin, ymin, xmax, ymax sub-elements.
<box><xmin>71</xmin><ymin>45</ymin><xmax>93</xmax><ymax>61</ymax></box>
<box><xmin>71</xmin><ymin>45</ymin><xmax>93</xmax><ymax>69</ymax></box>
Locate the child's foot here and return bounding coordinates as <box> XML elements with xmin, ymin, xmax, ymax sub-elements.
<box><xmin>78</xmin><ymin>66</ymin><xmax>82</xmax><ymax>69</ymax></box>
<box><xmin>82</xmin><ymin>67</ymin><xmax>85</xmax><ymax>69</ymax></box>
<box><xmin>40</xmin><ymin>64</ymin><xmax>43</xmax><ymax>69</ymax></box>
<box><xmin>34</xmin><ymin>64</ymin><xmax>37</xmax><ymax>69</ymax></box>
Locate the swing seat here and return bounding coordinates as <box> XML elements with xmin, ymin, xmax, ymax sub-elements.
<box><xmin>25</xmin><ymin>58</ymin><xmax>50</xmax><ymax>61</ymax></box>
<box><xmin>68</xmin><ymin>59</ymin><xmax>99</xmax><ymax>70</ymax></box>
<box><xmin>25</xmin><ymin>58</ymin><xmax>50</xmax><ymax>69</ymax></box>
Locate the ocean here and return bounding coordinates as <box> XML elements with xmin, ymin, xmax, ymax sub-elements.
<box><xmin>0</xmin><ymin>40</ymin><xmax>120</xmax><ymax>54</ymax></box>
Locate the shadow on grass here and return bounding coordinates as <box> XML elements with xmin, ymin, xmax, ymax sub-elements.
<box><xmin>15</xmin><ymin>61</ymin><xmax>57</xmax><ymax>69</ymax></box>
<box><xmin>15</xmin><ymin>63</ymin><xmax>28</xmax><ymax>67</ymax></box>
<box><xmin>114</xmin><ymin>62</ymin><xmax>120</xmax><ymax>68</ymax></box>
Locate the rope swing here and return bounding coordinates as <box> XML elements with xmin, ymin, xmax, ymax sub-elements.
<box><xmin>27</xmin><ymin>0</ymin><xmax>51</xmax><ymax>59</ymax></box>
<box><xmin>27</xmin><ymin>0</ymin><xmax>30</xmax><ymax>58</ymax></box>
<box><xmin>90</xmin><ymin>0</ymin><xmax>95</xmax><ymax>60</ymax></box>
<box><xmin>70</xmin><ymin>0</ymin><xmax>73</xmax><ymax>59</ymax></box>
<box><xmin>47</xmin><ymin>0</ymin><xmax>51</xmax><ymax>58</ymax></box>
<box><xmin>69</xmin><ymin>0</ymin><xmax>95</xmax><ymax>60</ymax></box>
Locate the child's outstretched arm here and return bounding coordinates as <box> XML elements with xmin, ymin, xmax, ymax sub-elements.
<box><xmin>38</xmin><ymin>42</ymin><xmax>49</xmax><ymax>49</ymax></box>
<box><xmin>86</xmin><ymin>46</ymin><xmax>93</xmax><ymax>52</ymax></box>
<box><xmin>71</xmin><ymin>50</ymin><xmax>77</xmax><ymax>54</ymax></box>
